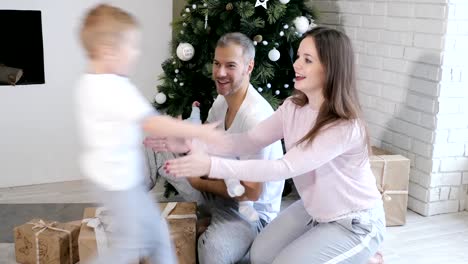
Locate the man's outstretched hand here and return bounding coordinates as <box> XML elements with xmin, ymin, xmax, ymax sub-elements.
<box><xmin>144</xmin><ymin>136</ymin><xmax>191</xmax><ymax>154</ymax></box>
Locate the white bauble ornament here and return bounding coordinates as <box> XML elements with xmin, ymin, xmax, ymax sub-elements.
<box><xmin>268</xmin><ymin>48</ymin><xmax>280</xmax><ymax>62</ymax></box>
<box><xmin>155</xmin><ymin>92</ymin><xmax>167</xmax><ymax>104</ymax></box>
<box><xmin>279</xmin><ymin>0</ymin><xmax>290</xmax><ymax>3</ymax></box>
<box><xmin>176</xmin><ymin>43</ymin><xmax>195</xmax><ymax>61</ymax></box>
<box><xmin>293</xmin><ymin>16</ymin><xmax>309</xmax><ymax>34</ymax></box>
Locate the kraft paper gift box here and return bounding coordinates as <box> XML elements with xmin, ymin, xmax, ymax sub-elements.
<box><xmin>370</xmin><ymin>147</ymin><xmax>411</xmax><ymax>226</ymax></box>
<box><xmin>77</xmin><ymin>207</ymin><xmax>114</xmax><ymax>264</ymax></box>
<box><xmin>14</xmin><ymin>219</ymin><xmax>80</xmax><ymax>264</ymax></box>
<box><xmin>157</xmin><ymin>202</ymin><xmax>197</xmax><ymax>264</ymax></box>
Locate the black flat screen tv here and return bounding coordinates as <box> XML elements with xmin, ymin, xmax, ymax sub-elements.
<box><xmin>0</xmin><ymin>10</ymin><xmax>45</xmax><ymax>85</ymax></box>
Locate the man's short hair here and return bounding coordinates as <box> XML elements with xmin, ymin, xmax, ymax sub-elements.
<box><xmin>217</xmin><ymin>32</ymin><xmax>255</xmax><ymax>63</ymax></box>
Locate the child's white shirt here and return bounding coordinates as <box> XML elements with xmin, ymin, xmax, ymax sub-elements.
<box><xmin>75</xmin><ymin>74</ymin><xmax>155</xmax><ymax>190</ymax></box>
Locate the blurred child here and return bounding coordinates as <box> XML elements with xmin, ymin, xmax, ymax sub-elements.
<box><xmin>75</xmin><ymin>4</ymin><xmax>221</xmax><ymax>263</ymax></box>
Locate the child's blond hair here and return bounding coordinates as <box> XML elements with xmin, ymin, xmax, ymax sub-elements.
<box><xmin>80</xmin><ymin>4</ymin><xmax>138</xmax><ymax>59</ymax></box>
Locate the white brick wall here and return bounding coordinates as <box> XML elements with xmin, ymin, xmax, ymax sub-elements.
<box><xmin>438</xmin><ymin>0</ymin><xmax>468</xmax><ymax>214</ymax></box>
<box><xmin>314</xmin><ymin>0</ymin><xmax>468</xmax><ymax>216</ymax></box>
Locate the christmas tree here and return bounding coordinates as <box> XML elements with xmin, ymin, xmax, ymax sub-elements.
<box><xmin>154</xmin><ymin>0</ymin><xmax>318</xmax><ymax>121</ymax></box>
<box><xmin>152</xmin><ymin>0</ymin><xmax>319</xmax><ymax>197</ymax></box>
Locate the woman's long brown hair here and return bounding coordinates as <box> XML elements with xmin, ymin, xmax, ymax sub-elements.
<box><xmin>292</xmin><ymin>27</ymin><xmax>369</xmax><ymax>150</ymax></box>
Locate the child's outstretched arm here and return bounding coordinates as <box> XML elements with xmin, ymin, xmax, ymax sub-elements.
<box><xmin>142</xmin><ymin>115</ymin><xmax>222</xmax><ymax>143</ymax></box>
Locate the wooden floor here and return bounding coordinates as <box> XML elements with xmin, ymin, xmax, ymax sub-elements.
<box><xmin>1</xmin><ymin>180</ymin><xmax>467</xmax><ymax>264</ymax></box>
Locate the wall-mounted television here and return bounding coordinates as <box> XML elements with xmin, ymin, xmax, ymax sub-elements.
<box><xmin>0</xmin><ymin>10</ymin><xmax>45</xmax><ymax>85</ymax></box>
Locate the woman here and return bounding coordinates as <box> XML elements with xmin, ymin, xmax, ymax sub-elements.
<box><xmin>163</xmin><ymin>27</ymin><xmax>385</xmax><ymax>264</ymax></box>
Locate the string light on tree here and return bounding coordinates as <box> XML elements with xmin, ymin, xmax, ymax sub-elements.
<box><xmin>275</xmin><ymin>90</ymin><xmax>280</xmax><ymax>95</ymax></box>
<box><xmin>176</xmin><ymin>43</ymin><xmax>195</xmax><ymax>61</ymax></box>
<box><xmin>192</xmin><ymin>4</ymin><xmax>197</xmax><ymax>9</ymax></box>
<box><xmin>279</xmin><ymin>31</ymin><xmax>284</xmax><ymax>36</ymax></box>
<box><xmin>266</xmin><ymin>83</ymin><xmax>272</xmax><ymax>89</ymax></box>
<box><xmin>284</xmin><ymin>84</ymin><xmax>289</xmax><ymax>88</ymax></box>
<box><xmin>279</xmin><ymin>0</ymin><xmax>290</xmax><ymax>4</ymax></box>
<box><xmin>154</xmin><ymin>92</ymin><xmax>167</xmax><ymax>104</ymax></box>
<box><xmin>258</xmin><ymin>87</ymin><xmax>263</xmax><ymax>92</ymax></box>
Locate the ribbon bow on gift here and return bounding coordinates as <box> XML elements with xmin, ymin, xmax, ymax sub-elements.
<box><xmin>27</xmin><ymin>219</ymin><xmax>73</xmax><ymax>264</ymax></box>
<box><xmin>82</xmin><ymin>207</ymin><xmax>113</xmax><ymax>255</ymax></box>
<box><xmin>161</xmin><ymin>202</ymin><xmax>197</xmax><ymax>220</ymax></box>
<box><xmin>376</xmin><ymin>157</ymin><xmax>409</xmax><ymax>202</ymax></box>
<box><xmin>377</xmin><ymin>184</ymin><xmax>393</xmax><ymax>201</ymax></box>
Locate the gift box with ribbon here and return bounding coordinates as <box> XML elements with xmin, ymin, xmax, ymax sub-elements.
<box><xmin>370</xmin><ymin>147</ymin><xmax>411</xmax><ymax>226</ymax></box>
<box><xmin>77</xmin><ymin>207</ymin><xmax>112</xmax><ymax>264</ymax></box>
<box><xmin>14</xmin><ymin>219</ymin><xmax>80</xmax><ymax>264</ymax></box>
<box><xmin>158</xmin><ymin>202</ymin><xmax>197</xmax><ymax>264</ymax></box>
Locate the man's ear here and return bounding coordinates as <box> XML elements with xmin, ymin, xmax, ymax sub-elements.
<box><xmin>247</xmin><ymin>59</ymin><xmax>254</xmax><ymax>75</ymax></box>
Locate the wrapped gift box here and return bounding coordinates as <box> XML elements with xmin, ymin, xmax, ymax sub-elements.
<box><xmin>158</xmin><ymin>202</ymin><xmax>197</xmax><ymax>264</ymax></box>
<box><xmin>77</xmin><ymin>207</ymin><xmax>113</xmax><ymax>264</ymax></box>
<box><xmin>14</xmin><ymin>219</ymin><xmax>80</xmax><ymax>264</ymax></box>
<box><xmin>79</xmin><ymin>203</ymin><xmax>197</xmax><ymax>264</ymax></box>
<box><xmin>370</xmin><ymin>147</ymin><xmax>411</xmax><ymax>226</ymax></box>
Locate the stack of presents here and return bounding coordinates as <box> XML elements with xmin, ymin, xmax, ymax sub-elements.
<box><xmin>12</xmin><ymin>146</ymin><xmax>410</xmax><ymax>263</ymax></box>
<box><xmin>13</xmin><ymin>202</ymin><xmax>197</xmax><ymax>264</ymax></box>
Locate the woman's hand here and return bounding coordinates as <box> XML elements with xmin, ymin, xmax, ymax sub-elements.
<box><xmin>164</xmin><ymin>151</ymin><xmax>211</xmax><ymax>178</ymax></box>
